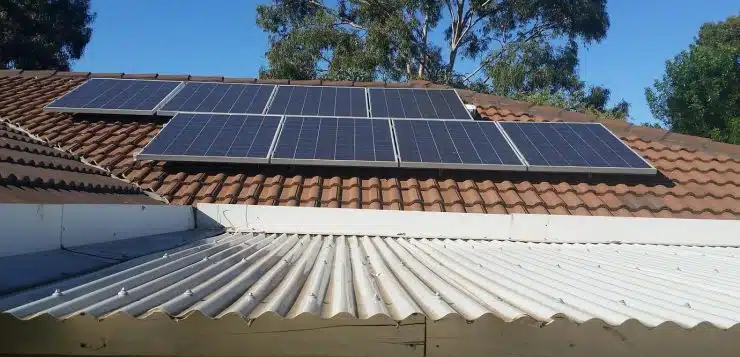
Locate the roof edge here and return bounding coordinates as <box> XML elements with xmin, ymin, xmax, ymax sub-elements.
<box><xmin>196</xmin><ymin>204</ymin><xmax>740</xmax><ymax>247</ymax></box>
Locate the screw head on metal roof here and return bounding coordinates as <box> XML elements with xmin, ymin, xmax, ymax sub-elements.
<box><xmin>118</xmin><ymin>287</ymin><xmax>128</xmax><ymax>297</ymax></box>
<box><xmin>556</xmin><ymin>264</ymin><xmax>562</xmax><ymax>268</ymax></box>
<box><xmin>162</xmin><ymin>253</ymin><xmax>169</xmax><ymax>258</ymax></box>
<box><xmin>676</xmin><ymin>266</ymin><xmax>682</xmax><ymax>271</ymax></box>
<box><xmin>374</xmin><ymin>294</ymin><xmax>381</xmax><ymax>301</ymax></box>
<box><xmin>183</xmin><ymin>289</ymin><xmax>194</xmax><ymax>297</ymax></box>
<box><xmin>51</xmin><ymin>289</ymin><xmax>63</xmax><ymax>297</ymax></box>
<box><xmin>202</xmin><ymin>256</ymin><xmax>209</xmax><ymax>261</ymax></box>
<box><xmin>685</xmin><ymin>302</ymin><xmax>692</xmax><ymax>308</ymax></box>
<box><xmin>619</xmin><ymin>299</ymin><xmax>627</xmax><ymax>306</ymax></box>
<box><xmin>558</xmin><ymin>298</ymin><xmax>565</xmax><ymax>304</ymax></box>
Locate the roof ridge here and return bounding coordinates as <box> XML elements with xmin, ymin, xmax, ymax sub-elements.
<box><xmin>0</xmin><ymin>69</ymin><xmax>441</xmax><ymax>88</ymax></box>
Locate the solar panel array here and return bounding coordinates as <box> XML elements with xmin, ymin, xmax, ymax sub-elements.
<box><xmin>157</xmin><ymin>82</ymin><xmax>276</xmax><ymax>115</ymax></box>
<box><xmin>45</xmin><ymin>78</ymin><xmax>655</xmax><ymax>174</ymax></box>
<box><xmin>267</xmin><ymin>86</ymin><xmax>368</xmax><ymax>117</ymax></box>
<box><xmin>499</xmin><ymin>122</ymin><xmax>654</xmax><ymax>174</ymax></box>
<box><xmin>393</xmin><ymin>119</ymin><xmax>524</xmax><ymax>170</ymax></box>
<box><xmin>369</xmin><ymin>88</ymin><xmax>472</xmax><ymax>120</ymax></box>
<box><xmin>137</xmin><ymin>113</ymin><xmax>281</xmax><ymax>163</ymax></box>
<box><xmin>45</xmin><ymin>78</ymin><xmax>181</xmax><ymax>115</ymax></box>
<box><xmin>271</xmin><ymin>117</ymin><xmax>396</xmax><ymax>167</ymax></box>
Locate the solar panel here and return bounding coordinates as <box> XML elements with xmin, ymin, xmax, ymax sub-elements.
<box><xmin>266</xmin><ymin>86</ymin><xmax>368</xmax><ymax>117</ymax></box>
<box><xmin>369</xmin><ymin>88</ymin><xmax>472</xmax><ymax>120</ymax></box>
<box><xmin>45</xmin><ymin>78</ymin><xmax>182</xmax><ymax>115</ymax></box>
<box><xmin>136</xmin><ymin>113</ymin><xmax>282</xmax><ymax>164</ymax></box>
<box><xmin>392</xmin><ymin>119</ymin><xmax>525</xmax><ymax>170</ymax></box>
<box><xmin>157</xmin><ymin>82</ymin><xmax>276</xmax><ymax>115</ymax></box>
<box><xmin>499</xmin><ymin>122</ymin><xmax>657</xmax><ymax>174</ymax></box>
<box><xmin>271</xmin><ymin>116</ymin><xmax>397</xmax><ymax>167</ymax></box>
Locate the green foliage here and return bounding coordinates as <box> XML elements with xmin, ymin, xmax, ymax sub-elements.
<box><xmin>256</xmin><ymin>0</ymin><xmax>609</xmax><ymax>86</ymax></box>
<box><xmin>485</xmin><ymin>39</ymin><xmax>582</xmax><ymax>96</ymax></box>
<box><xmin>645</xmin><ymin>15</ymin><xmax>740</xmax><ymax>145</ymax></box>
<box><xmin>639</xmin><ymin>122</ymin><xmax>663</xmax><ymax>129</ymax></box>
<box><xmin>0</xmin><ymin>0</ymin><xmax>95</xmax><ymax>70</ymax></box>
<box><xmin>509</xmin><ymin>85</ymin><xmax>631</xmax><ymax>121</ymax></box>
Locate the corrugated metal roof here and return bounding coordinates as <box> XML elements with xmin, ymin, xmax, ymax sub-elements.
<box><xmin>2</xmin><ymin>232</ymin><xmax>739</xmax><ymax>329</ymax></box>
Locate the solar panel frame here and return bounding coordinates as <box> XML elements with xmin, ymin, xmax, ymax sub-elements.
<box><xmin>270</xmin><ymin>116</ymin><xmax>399</xmax><ymax>168</ymax></box>
<box><xmin>44</xmin><ymin>78</ymin><xmax>184</xmax><ymax>116</ymax></box>
<box><xmin>391</xmin><ymin>118</ymin><xmax>527</xmax><ymax>171</ymax></box>
<box><xmin>499</xmin><ymin>122</ymin><xmax>657</xmax><ymax>175</ymax></box>
<box><xmin>265</xmin><ymin>85</ymin><xmax>370</xmax><ymax>118</ymax></box>
<box><xmin>368</xmin><ymin>88</ymin><xmax>474</xmax><ymax>120</ymax></box>
<box><xmin>155</xmin><ymin>81</ymin><xmax>278</xmax><ymax>116</ymax></box>
<box><xmin>135</xmin><ymin>113</ymin><xmax>285</xmax><ymax>164</ymax></box>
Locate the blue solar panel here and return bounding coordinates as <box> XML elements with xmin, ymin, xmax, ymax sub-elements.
<box><xmin>266</xmin><ymin>86</ymin><xmax>368</xmax><ymax>117</ymax></box>
<box><xmin>369</xmin><ymin>88</ymin><xmax>472</xmax><ymax>120</ymax></box>
<box><xmin>137</xmin><ymin>113</ymin><xmax>282</xmax><ymax>163</ymax></box>
<box><xmin>157</xmin><ymin>82</ymin><xmax>276</xmax><ymax>115</ymax></box>
<box><xmin>45</xmin><ymin>78</ymin><xmax>181</xmax><ymax>115</ymax></box>
<box><xmin>499</xmin><ymin>122</ymin><xmax>656</xmax><ymax>174</ymax></box>
<box><xmin>392</xmin><ymin>119</ymin><xmax>525</xmax><ymax>170</ymax></box>
<box><xmin>271</xmin><ymin>116</ymin><xmax>397</xmax><ymax>167</ymax></box>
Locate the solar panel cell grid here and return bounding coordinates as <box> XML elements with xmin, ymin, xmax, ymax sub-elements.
<box><xmin>271</xmin><ymin>116</ymin><xmax>396</xmax><ymax>167</ymax></box>
<box><xmin>392</xmin><ymin>119</ymin><xmax>525</xmax><ymax>170</ymax></box>
<box><xmin>498</xmin><ymin>122</ymin><xmax>655</xmax><ymax>174</ymax></box>
<box><xmin>137</xmin><ymin>113</ymin><xmax>282</xmax><ymax>163</ymax></box>
<box><xmin>369</xmin><ymin>88</ymin><xmax>472</xmax><ymax>120</ymax></box>
<box><xmin>45</xmin><ymin>78</ymin><xmax>181</xmax><ymax>115</ymax></box>
<box><xmin>157</xmin><ymin>82</ymin><xmax>276</xmax><ymax>115</ymax></box>
<box><xmin>266</xmin><ymin>86</ymin><xmax>368</xmax><ymax>117</ymax></box>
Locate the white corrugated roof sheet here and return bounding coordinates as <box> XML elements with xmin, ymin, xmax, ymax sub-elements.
<box><xmin>2</xmin><ymin>232</ymin><xmax>739</xmax><ymax>329</ymax></box>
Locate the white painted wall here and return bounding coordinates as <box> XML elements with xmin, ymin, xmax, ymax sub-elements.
<box><xmin>0</xmin><ymin>204</ymin><xmax>195</xmax><ymax>256</ymax></box>
<box><xmin>195</xmin><ymin>204</ymin><xmax>740</xmax><ymax>246</ymax></box>
<box><xmin>0</xmin><ymin>204</ymin><xmax>63</xmax><ymax>257</ymax></box>
<box><xmin>61</xmin><ymin>204</ymin><xmax>195</xmax><ymax>247</ymax></box>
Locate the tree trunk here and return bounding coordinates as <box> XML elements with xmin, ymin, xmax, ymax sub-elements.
<box><xmin>447</xmin><ymin>45</ymin><xmax>458</xmax><ymax>84</ymax></box>
<box><xmin>418</xmin><ymin>14</ymin><xmax>429</xmax><ymax>78</ymax></box>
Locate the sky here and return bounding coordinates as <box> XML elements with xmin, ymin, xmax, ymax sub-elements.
<box><xmin>73</xmin><ymin>0</ymin><xmax>739</xmax><ymax>125</ymax></box>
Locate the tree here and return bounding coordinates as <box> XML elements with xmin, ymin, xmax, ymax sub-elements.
<box><xmin>511</xmin><ymin>84</ymin><xmax>631</xmax><ymax>121</ymax></box>
<box><xmin>645</xmin><ymin>16</ymin><xmax>740</xmax><ymax>144</ymax></box>
<box><xmin>257</xmin><ymin>0</ymin><xmax>609</xmax><ymax>85</ymax></box>
<box><xmin>0</xmin><ymin>0</ymin><xmax>95</xmax><ymax>71</ymax></box>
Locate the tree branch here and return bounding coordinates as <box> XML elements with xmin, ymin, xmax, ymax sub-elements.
<box><xmin>309</xmin><ymin>0</ymin><xmax>367</xmax><ymax>31</ymax></box>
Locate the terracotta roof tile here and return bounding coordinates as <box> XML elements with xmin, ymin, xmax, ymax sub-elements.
<box><xmin>0</xmin><ymin>120</ymin><xmax>160</xmax><ymax>204</ymax></box>
<box><xmin>0</xmin><ymin>74</ymin><xmax>737</xmax><ymax>219</ymax></box>
<box><xmin>299</xmin><ymin>176</ymin><xmax>321</xmax><ymax>207</ymax></box>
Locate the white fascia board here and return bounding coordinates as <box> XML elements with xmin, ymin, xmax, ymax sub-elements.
<box><xmin>197</xmin><ymin>204</ymin><xmax>511</xmax><ymax>240</ymax></box>
<box><xmin>195</xmin><ymin>204</ymin><xmax>740</xmax><ymax>247</ymax></box>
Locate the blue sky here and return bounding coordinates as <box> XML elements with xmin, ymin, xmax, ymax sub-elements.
<box><xmin>74</xmin><ymin>0</ymin><xmax>739</xmax><ymax>125</ymax></box>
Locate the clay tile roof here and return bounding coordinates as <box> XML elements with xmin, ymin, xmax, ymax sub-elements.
<box><xmin>0</xmin><ymin>70</ymin><xmax>737</xmax><ymax>219</ymax></box>
<box><xmin>0</xmin><ymin>119</ymin><xmax>162</xmax><ymax>204</ymax></box>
